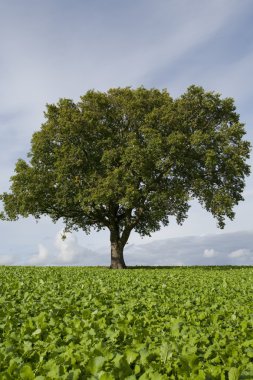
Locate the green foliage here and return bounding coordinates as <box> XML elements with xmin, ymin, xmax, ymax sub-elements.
<box><xmin>0</xmin><ymin>266</ymin><xmax>253</xmax><ymax>378</ymax></box>
<box><xmin>0</xmin><ymin>86</ymin><xmax>251</xmax><ymax>241</ymax></box>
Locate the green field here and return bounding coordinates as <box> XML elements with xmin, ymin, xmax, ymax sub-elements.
<box><xmin>0</xmin><ymin>266</ymin><xmax>253</xmax><ymax>379</ymax></box>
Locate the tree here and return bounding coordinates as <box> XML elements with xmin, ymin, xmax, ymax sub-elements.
<box><xmin>0</xmin><ymin>86</ymin><xmax>251</xmax><ymax>268</ymax></box>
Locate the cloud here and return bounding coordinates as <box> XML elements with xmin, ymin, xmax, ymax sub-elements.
<box><xmin>55</xmin><ymin>231</ymin><xmax>80</xmax><ymax>263</ymax></box>
<box><xmin>203</xmin><ymin>249</ymin><xmax>218</xmax><ymax>258</ymax></box>
<box><xmin>0</xmin><ymin>229</ymin><xmax>253</xmax><ymax>266</ymax></box>
<box><xmin>52</xmin><ymin>230</ymin><xmax>108</xmax><ymax>266</ymax></box>
<box><xmin>228</xmin><ymin>249</ymin><xmax>250</xmax><ymax>258</ymax></box>
<box><xmin>124</xmin><ymin>230</ymin><xmax>253</xmax><ymax>266</ymax></box>
<box><xmin>29</xmin><ymin>244</ymin><xmax>49</xmax><ymax>265</ymax></box>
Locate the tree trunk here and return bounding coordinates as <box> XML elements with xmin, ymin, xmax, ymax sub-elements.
<box><xmin>110</xmin><ymin>241</ymin><xmax>126</xmax><ymax>269</ymax></box>
<box><xmin>110</xmin><ymin>229</ymin><xmax>127</xmax><ymax>269</ymax></box>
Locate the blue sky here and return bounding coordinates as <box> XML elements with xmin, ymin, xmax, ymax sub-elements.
<box><xmin>0</xmin><ymin>0</ymin><xmax>252</xmax><ymax>266</ymax></box>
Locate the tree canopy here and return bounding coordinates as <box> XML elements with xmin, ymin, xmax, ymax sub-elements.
<box><xmin>0</xmin><ymin>86</ymin><xmax>251</xmax><ymax>268</ymax></box>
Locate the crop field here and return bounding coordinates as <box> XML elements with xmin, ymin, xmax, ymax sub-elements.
<box><xmin>0</xmin><ymin>267</ymin><xmax>253</xmax><ymax>379</ymax></box>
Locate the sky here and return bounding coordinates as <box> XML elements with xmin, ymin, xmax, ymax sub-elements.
<box><xmin>0</xmin><ymin>0</ymin><xmax>252</xmax><ymax>266</ymax></box>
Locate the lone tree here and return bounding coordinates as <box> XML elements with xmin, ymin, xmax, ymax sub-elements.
<box><xmin>0</xmin><ymin>86</ymin><xmax>251</xmax><ymax>268</ymax></box>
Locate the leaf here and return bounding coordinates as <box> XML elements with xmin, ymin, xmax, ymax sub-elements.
<box><xmin>134</xmin><ymin>365</ymin><xmax>141</xmax><ymax>375</ymax></box>
<box><xmin>32</xmin><ymin>328</ymin><xmax>41</xmax><ymax>336</ymax></box>
<box><xmin>20</xmin><ymin>365</ymin><xmax>35</xmax><ymax>380</ymax></box>
<box><xmin>125</xmin><ymin>349</ymin><xmax>139</xmax><ymax>364</ymax></box>
<box><xmin>139</xmin><ymin>373</ymin><xmax>149</xmax><ymax>380</ymax></box>
<box><xmin>46</xmin><ymin>361</ymin><xmax>61</xmax><ymax>378</ymax></box>
<box><xmin>240</xmin><ymin>368</ymin><xmax>253</xmax><ymax>379</ymax></box>
<box><xmin>99</xmin><ymin>374</ymin><xmax>114</xmax><ymax>380</ymax></box>
<box><xmin>160</xmin><ymin>342</ymin><xmax>172</xmax><ymax>363</ymax></box>
<box><xmin>149</xmin><ymin>373</ymin><xmax>167</xmax><ymax>380</ymax></box>
<box><xmin>113</xmin><ymin>357</ymin><xmax>132</xmax><ymax>378</ymax></box>
<box><xmin>23</xmin><ymin>341</ymin><xmax>33</xmax><ymax>353</ymax></box>
<box><xmin>228</xmin><ymin>367</ymin><xmax>240</xmax><ymax>380</ymax></box>
<box><xmin>87</xmin><ymin>356</ymin><xmax>105</xmax><ymax>375</ymax></box>
<box><xmin>67</xmin><ymin>369</ymin><xmax>81</xmax><ymax>380</ymax></box>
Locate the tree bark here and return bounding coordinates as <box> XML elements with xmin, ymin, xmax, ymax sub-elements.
<box><xmin>110</xmin><ymin>228</ymin><xmax>127</xmax><ymax>269</ymax></box>
<box><xmin>110</xmin><ymin>240</ymin><xmax>126</xmax><ymax>269</ymax></box>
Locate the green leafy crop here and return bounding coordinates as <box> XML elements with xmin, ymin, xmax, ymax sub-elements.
<box><xmin>0</xmin><ymin>266</ymin><xmax>253</xmax><ymax>379</ymax></box>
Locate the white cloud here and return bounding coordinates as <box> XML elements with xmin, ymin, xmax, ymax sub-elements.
<box><xmin>125</xmin><ymin>231</ymin><xmax>253</xmax><ymax>266</ymax></box>
<box><xmin>55</xmin><ymin>230</ymin><xmax>82</xmax><ymax>263</ymax></box>
<box><xmin>203</xmin><ymin>249</ymin><xmax>217</xmax><ymax>258</ymax></box>
<box><xmin>29</xmin><ymin>244</ymin><xmax>49</xmax><ymax>265</ymax></box>
<box><xmin>228</xmin><ymin>249</ymin><xmax>250</xmax><ymax>258</ymax></box>
<box><xmin>0</xmin><ymin>229</ymin><xmax>252</xmax><ymax>266</ymax></box>
<box><xmin>53</xmin><ymin>230</ymin><xmax>108</xmax><ymax>266</ymax></box>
